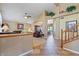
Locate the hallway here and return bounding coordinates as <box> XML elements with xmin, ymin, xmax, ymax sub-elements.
<box><xmin>40</xmin><ymin>35</ymin><xmax>58</xmax><ymax>55</ymax></box>
<box><xmin>26</xmin><ymin>34</ymin><xmax>79</xmax><ymax>56</ymax></box>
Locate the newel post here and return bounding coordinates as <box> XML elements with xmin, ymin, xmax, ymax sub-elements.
<box><xmin>61</xmin><ymin>29</ymin><xmax>63</xmax><ymax>49</ymax></box>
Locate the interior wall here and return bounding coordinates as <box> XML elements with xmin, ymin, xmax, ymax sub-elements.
<box><xmin>3</xmin><ymin>20</ymin><xmax>31</xmax><ymax>32</ymax></box>
<box><xmin>53</xmin><ymin>18</ymin><xmax>60</xmax><ymax>39</ymax></box>
<box><xmin>60</xmin><ymin>14</ymin><xmax>79</xmax><ymax>30</ymax></box>
<box><xmin>60</xmin><ymin>13</ymin><xmax>79</xmax><ymax>39</ymax></box>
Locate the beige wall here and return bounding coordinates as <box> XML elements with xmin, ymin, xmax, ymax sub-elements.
<box><xmin>53</xmin><ymin>18</ymin><xmax>60</xmax><ymax>39</ymax></box>
<box><xmin>60</xmin><ymin>13</ymin><xmax>79</xmax><ymax>39</ymax></box>
<box><xmin>60</xmin><ymin>14</ymin><xmax>79</xmax><ymax>30</ymax></box>
<box><xmin>3</xmin><ymin>20</ymin><xmax>31</xmax><ymax>32</ymax></box>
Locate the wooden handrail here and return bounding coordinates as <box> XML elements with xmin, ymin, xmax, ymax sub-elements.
<box><xmin>61</xmin><ymin>24</ymin><xmax>79</xmax><ymax>49</ymax></box>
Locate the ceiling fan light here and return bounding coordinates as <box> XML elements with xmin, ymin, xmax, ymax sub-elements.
<box><xmin>24</xmin><ymin>16</ymin><xmax>28</xmax><ymax>19</ymax></box>
<box><xmin>24</xmin><ymin>13</ymin><xmax>31</xmax><ymax>19</ymax></box>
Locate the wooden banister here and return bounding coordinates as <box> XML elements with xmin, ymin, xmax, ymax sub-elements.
<box><xmin>61</xmin><ymin>24</ymin><xmax>79</xmax><ymax>49</ymax></box>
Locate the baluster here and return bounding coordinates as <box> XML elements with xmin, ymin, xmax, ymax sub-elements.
<box><xmin>68</xmin><ymin>31</ymin><xmax>70</xmax><ymax>42</ymax></box>
<box><xmin>73</xmin><ymin>31</ymin><xmax>74</xmax><ymax>40</ymax></box>
<box><xmin>61</xmin><ymin>29</ymin><xmax>63</xmax><ymax>49</ymax></box>
<box><xmin>77</xmin><ymin>25</ymin><xmax>78</xmax><ymax>37</ymax></box>
<box><xmin>65</xmin><ymin>30</ymin><xmax>66</xmax><ymax>43</ymax></box>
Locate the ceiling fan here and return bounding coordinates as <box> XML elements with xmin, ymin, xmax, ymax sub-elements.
<box><xmin>24</xmin><ymin>13</ymin><xmax>31</xmax><ymax>19</ymax></box>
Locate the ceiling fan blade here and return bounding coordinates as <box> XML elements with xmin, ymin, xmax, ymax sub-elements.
<box><xmin>27</xmin><ymin>16</ymin><xmax>31</xmax><ymax>18</ymax></box>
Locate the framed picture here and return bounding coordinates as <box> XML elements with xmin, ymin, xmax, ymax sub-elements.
<box><xmin>66</xmin><ymin>20</ymin><xmax>77</xmax><ymax>32</ymax></box>
<box><xmin>17</xmin><ymin>24</ymin><xmax>24</xmax><ymax>29</ymax></box>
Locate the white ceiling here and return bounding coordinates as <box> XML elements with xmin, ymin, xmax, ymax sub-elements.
<box><xmin>0</xmin><ymin>3</ymin><xmax>54</xmax><ymax>24</ymax></box>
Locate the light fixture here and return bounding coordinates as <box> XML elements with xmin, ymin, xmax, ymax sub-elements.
<box><xmin>24</xmin><ymin>16</ymin><xmax>28</xmax><ymax>19</ymax></box>
<box><xmin>24</xmin><ymin>13</ymin><xmax>28</xmax><ymax>19</ymax></box>
<box><xmin>24</xmin><ymin>13</ymin><xmax>31</xmax><ymax>19</ymax></box>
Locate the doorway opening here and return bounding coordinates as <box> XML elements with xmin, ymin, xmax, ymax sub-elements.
<box><xmin>47</xmin><ymin>19</ymin><xmax>53</xmax><ymax>36</ymax></box>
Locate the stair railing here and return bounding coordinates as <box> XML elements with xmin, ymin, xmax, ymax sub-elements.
<box><xmin>61</xmin><ymin>24</ymin><xmax>79</xmax><ymax>49</ymax></box>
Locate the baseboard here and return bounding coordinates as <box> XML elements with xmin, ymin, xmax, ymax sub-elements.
<box><xmin>64</xmin><ymin>48</ymin><xmax>79</xmax><ymax>55</ymax></box>
<box><xmin>19</xmin><ymin>50</ymin><xmax>33</xmax><ymax>56</ymax></box>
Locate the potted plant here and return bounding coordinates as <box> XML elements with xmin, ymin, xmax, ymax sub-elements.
<box><xmin>66</xmin><ymin>6</ymin><xmax>76</xmax><ymax>12</ymax></box>
<box><xmin>47</xmin><ymin>12</ymin><xmax>55</xmax><ymax>17</ymax></box>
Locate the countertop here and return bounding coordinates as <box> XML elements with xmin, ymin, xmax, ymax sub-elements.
<box><xmin>0</xmin><ymin>32</ymin><xmax>33</xmax><ymax>38</ymax></box>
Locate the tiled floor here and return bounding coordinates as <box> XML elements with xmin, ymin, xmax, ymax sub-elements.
<box><xmin>64</xmin><ymin>39</ymin><xmax>79</xmax><ymax>54</ymax></box>
<box><xmin>26</xmin><ymin>34</ymin><xmax>79</xmax><ymax>56</ymax></box>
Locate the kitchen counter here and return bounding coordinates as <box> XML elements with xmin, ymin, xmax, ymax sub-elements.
<box><xmin>0</xmin><ymin>32</ymin><xmax>33</xmax><ymax>56</ymax></box>
<box><xmin>0</xmin><ymin>32</ymin><xmax>33</xmax><ymax>38</ymax></box>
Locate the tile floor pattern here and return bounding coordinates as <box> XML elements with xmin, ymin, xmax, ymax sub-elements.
<box><xmin>26</xmin><ymin>35</ymin><xmax>79</xmax><ymax>56</ymax></box>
